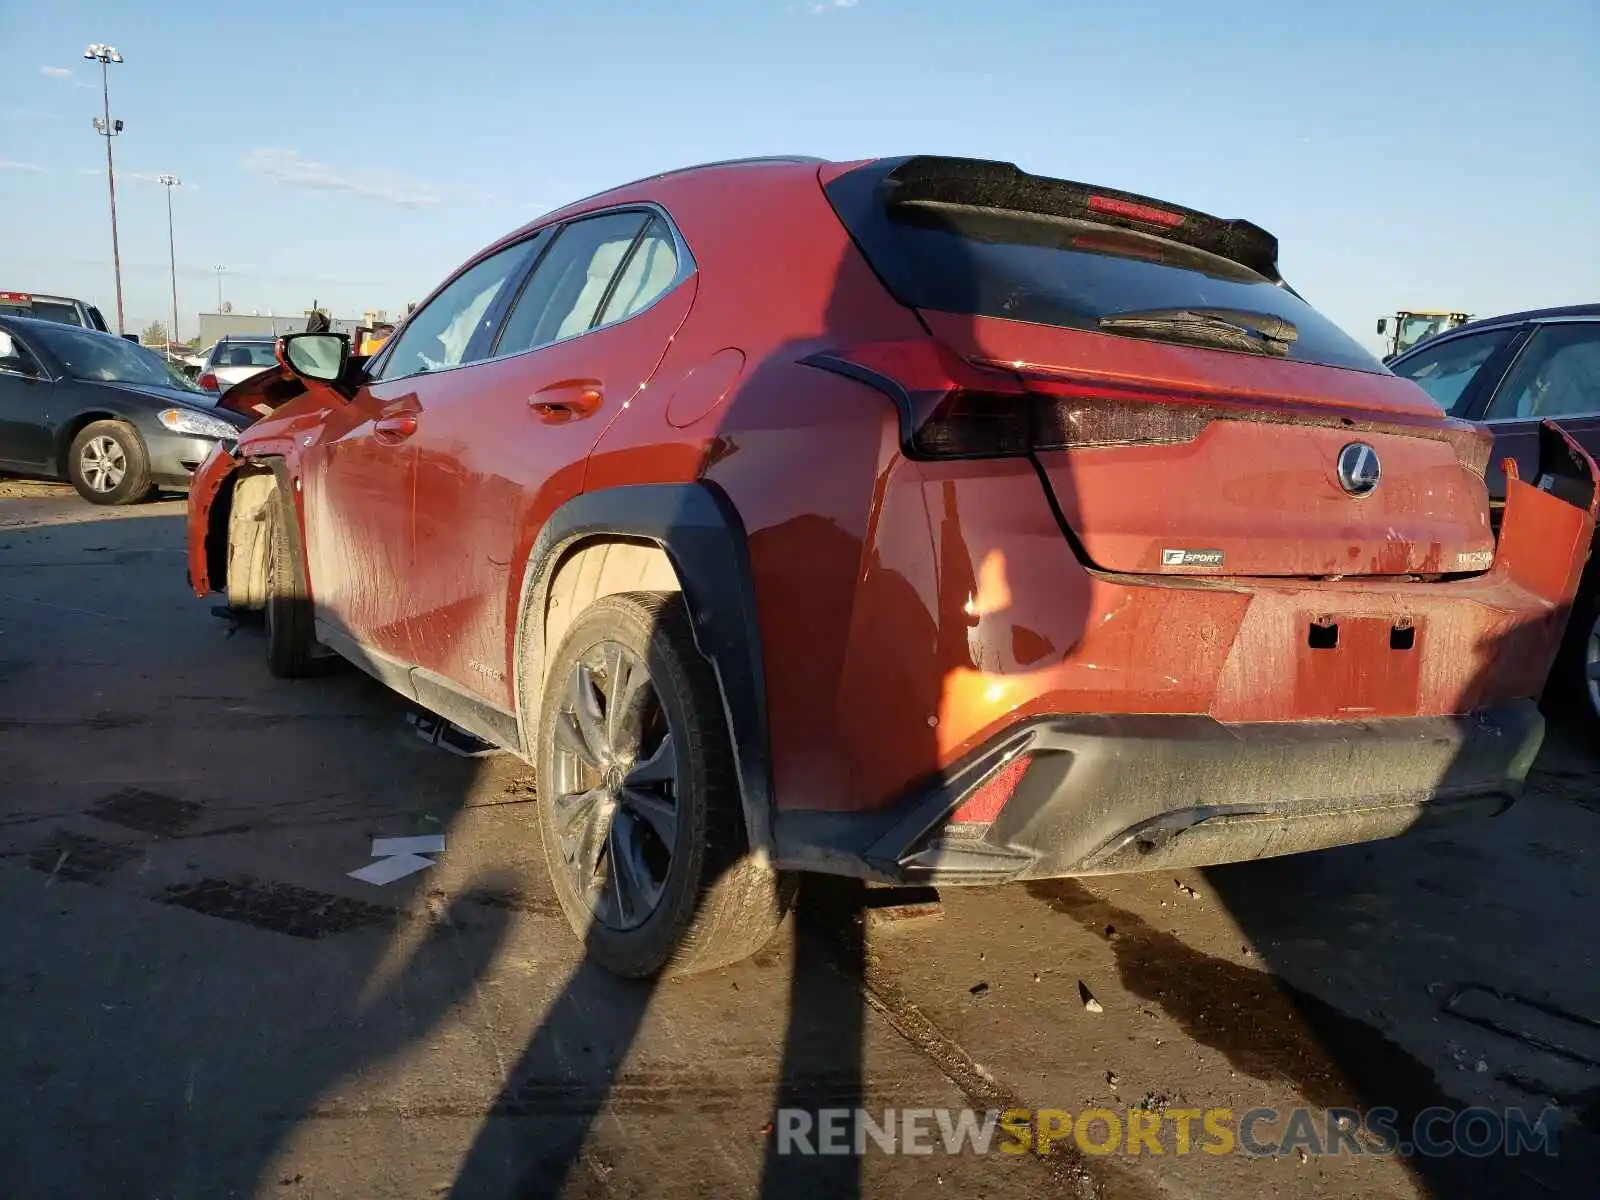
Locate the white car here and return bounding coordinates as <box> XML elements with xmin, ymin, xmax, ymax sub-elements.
<box><xmin>197</xmin><ymin>334</ymin><xmax>279</xmax><ymax>395</ymax></box>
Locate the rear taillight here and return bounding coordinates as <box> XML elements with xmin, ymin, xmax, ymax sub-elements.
<box><xmin>1033</xmin><ymin>394</ymin><xmax>1212</xmax><ymax>449</ymax></box>
<box><xmin>911</xmin><ymin>392</ymin><xmax>1215</xmax><ymax>458</ymax></box>
<box><xmin>912</xmin><ymin>392</ymin><xmax>1031</xmax><ymax>458</ymax></box>
<box><xmin>198</xmin><ymin>372</ymin><xmax>219</xmax><ymax>391</ymax></box>
<box><xmin>804</xmin><ymin>341</ymin><xmax>1496</xmax><ymax>472</ymax></box>
<box><xmin>1443</xmin><ymin>422</ymin><xmax>1493</xmax><ymax>480</ymax></box>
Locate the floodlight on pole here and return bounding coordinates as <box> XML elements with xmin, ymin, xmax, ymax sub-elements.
<box><xmin>158</xmin><ymin>175</ymin><xmax>181</xmax><ymax>355</ymax></box>
<box><xmin>84</xmin><ymin>43</ymin><xmax>126</xmax><ymax>336</ymax></box>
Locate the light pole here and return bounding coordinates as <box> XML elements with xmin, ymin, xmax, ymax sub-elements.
<box><xmin>158</xmin><ymin>175</ymin><xmax>180</xmax><ymax>357</ymax></box>
<box><xmin>84</xmin><ymin>43</ymin><xmax>125</xmax><ymax>336</ymax></box>
<box><xmin>214</xmin><ymin>264</ymin><xmax>227</xmax><ymax>310</ymax></box>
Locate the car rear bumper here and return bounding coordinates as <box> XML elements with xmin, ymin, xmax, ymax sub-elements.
<box><xmin>772</xmin><ymin>701</ymin><xmax>1544</xmax><ymax>883</ymax></box>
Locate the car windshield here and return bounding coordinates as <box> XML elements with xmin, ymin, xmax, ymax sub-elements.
<box><xmin>1397</xmin><ymin>316</ymin><xmax>1455</xmax><ymax>352</ymax></box>
<box><xmin>27</xmin><ymin>322</ymin><xmax>202</xmax><ymax>391</ymax></box>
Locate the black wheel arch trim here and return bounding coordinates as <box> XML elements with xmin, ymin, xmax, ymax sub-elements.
<box><xmin>513</xmin><ymin>481</ymin><xmax>776</xmax><ymax>859</ymax></box>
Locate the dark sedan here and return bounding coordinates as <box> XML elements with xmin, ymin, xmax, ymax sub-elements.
<box><xmin>1389</xmin><ymin>302</ymin><xmax>1600</xmax><ymax>727</ymax></box>
<box><xmin>0</xmin><ymin>315</ymin><xmax>251</xmax><ymax>505</ymax></box>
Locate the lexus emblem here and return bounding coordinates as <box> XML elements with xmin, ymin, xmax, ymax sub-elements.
<box><xmin>1337</xmin><ymin>442</ymin><xmax>1381</xmax><ymax>496</ymax></box>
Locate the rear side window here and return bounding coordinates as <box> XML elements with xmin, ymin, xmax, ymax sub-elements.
<box><xmin>828</xmin><ymin>157</ymin><xmax>1385</xmax><ymax>375</ymax></box>
<box><xmin>1390</xmin><ymin>329</ymin><xmax>1513</xmax><ymax>415</ymax></box>
<box><xmin>597</xmin><ymin>219</ymin><xmax>679</xmax><ymax>326</ymax></box>
<box><xmin>493</xmin><ymin>212</ymin><xmax>649</xmax><ymax>357</ymax></box>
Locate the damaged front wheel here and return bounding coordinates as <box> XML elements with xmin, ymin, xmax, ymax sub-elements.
<box><xmin>263</xmin><ymin>484</ymin><xmax>317</xmax><ymax>678</ymax></box>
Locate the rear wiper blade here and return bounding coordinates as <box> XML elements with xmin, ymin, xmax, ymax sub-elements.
<box><xmin>1098</xmin><ymin>308</ymin><xmax>1298</xmax><ymax>356</ymax></box>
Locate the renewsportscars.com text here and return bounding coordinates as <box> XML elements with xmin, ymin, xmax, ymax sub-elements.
<box><xmin>773</xmin><ymin>1106</ymin><xmax>1562</xmax><ymax>1159</ymax></box>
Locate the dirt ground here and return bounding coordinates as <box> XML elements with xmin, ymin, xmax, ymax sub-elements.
<box><xmin>0</xmin><ymin>478</ymin><xmax>1596</xmax><ymax>1199</ymax></box>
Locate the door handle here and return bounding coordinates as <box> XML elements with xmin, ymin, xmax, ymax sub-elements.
<box><xmin>529</xmin><ymin>381</ymin><xmax>603</xmax><ymax>423</ymax></box>
<box><xmin>374</xmin><ymin>413</ymin><xmax>418</xmax><ymax>442</ymax></box>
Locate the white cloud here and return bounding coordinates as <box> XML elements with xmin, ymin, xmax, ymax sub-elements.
<box><xmin>77</xmin><ymin>166</ymin><xmax>200</xmax><ymax>191</ymax></box>
<box><xmin>808</xmin><ymin>0</ymin><xmax>859</xmax><ymax>11</ymax></box>
<box><xmin>40</xmin><ymin>66</ymin><xmax>72</xmax><ymax>78</ymax></box>
<box><xmin>242</xmin><ymin>147</ymin><xmax>451</xmax><ymax>209</ymax></box>
<box><xmin>0</xmin><ymin>159</ymin><xmax>47</xmax><ymax>173</ymax></box>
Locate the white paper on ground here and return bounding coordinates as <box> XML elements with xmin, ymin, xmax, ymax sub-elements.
<box><xmin>348</xmin><ymin>852</ymin><xmax>437</xmax><ymax>886</ymax></box>
<box><xmin>370</xmin><ymin>834</ymin><xmax>446</xmax><ymax>857</ymax></box>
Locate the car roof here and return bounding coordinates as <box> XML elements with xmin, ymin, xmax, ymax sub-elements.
<box><xmin>1455</xmin><ymin>302</ymin><xmax>1600</xmax><ymax>332</ymax></box>
<box><xmin>0</xmin><ymin>312</ymin><xmax>106</xmax><ymax>334</ymax></box>
<box><xmin>216</xmin><ymin>333</ymin><xmax>280</xmax><ymax>343</ymax></box>
<box><xmin>499</xmin><ymin>156</ymin><xmax>827</xmax><ymax>245</ymax></box>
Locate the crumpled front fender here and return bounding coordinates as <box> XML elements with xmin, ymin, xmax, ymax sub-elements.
<box><xmin>186</xmin><ymin>439</ymin><xmax>241</xmax><ymax>596</ymax></box>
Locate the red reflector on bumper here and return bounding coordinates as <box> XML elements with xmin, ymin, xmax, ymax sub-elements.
<box><xmin>950</xmin><ymin>754</ymin><xmax>1032</xmax><ymax>825</ymax></box>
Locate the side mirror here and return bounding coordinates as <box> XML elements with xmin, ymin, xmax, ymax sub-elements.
<box><xmin>278</xmin><ymin>332</ymin><xmax>350</xmax><ymax>384</ymax></box>
<box><xmin>0</xmin><ymin>332</ymin><xmax>37</xmax><ymax>376</ymax></box>
<box><xmin>1376</xmin><ymin>318</ymin><xmax>1388</xmax><ymax>335</ymax></box>
<box><xmin>122</xmin><ymin>333</ymin><xmax>140</xmax><ymax>343</ymax></box>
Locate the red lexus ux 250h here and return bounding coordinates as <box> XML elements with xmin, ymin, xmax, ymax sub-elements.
<box><xmin>188</xmin><ymin>156</ymin><xmax>1597</xmax><ymax>976</ymax></box>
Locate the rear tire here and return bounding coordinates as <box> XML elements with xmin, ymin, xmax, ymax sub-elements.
<box><xmin>1549</xmin><ymin>577</ymin><xmax>1600</xmax><ymax>735</ymax></box>
<box><xmin>67</xmin><ymin>420</ymin><xmax>152</xmax><ymax>506</ymax></box>
<box><xmin>534</xmin><ymin>591</ymin><xmax>795</xmax><ymax>978</ymax></box>
<box><xmin>264</xmin><ymin>485</ymin><xmax>317</xmax><ymax>678</ymax></box>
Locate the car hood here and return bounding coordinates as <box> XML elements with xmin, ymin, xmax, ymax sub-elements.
<box><xmin>82</xmin><ymin>378</ymin><xmax>221</xmax><ymax>410</ymax></box>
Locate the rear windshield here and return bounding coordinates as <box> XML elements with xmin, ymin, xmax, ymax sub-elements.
<box><xmin>877</xmin><ymin>203</ymin><xmax>1382</xmax><ymax>374</ymax></box>
<box><xmin>0</xmin><ymin>299</ymin><xmax>80</xmax><ymax>326</ymax></box>
<box><xmin>214</xmin><ymin>342</ymin><xmax>279</xmax><ymax>368</ymax></box>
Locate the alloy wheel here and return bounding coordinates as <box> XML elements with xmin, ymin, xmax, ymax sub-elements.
<box><xmin>80</xmin><ymin>435</ymin><xmax>126</xmax><ymax>493</ymax></box>
<box><xmin>550</xmin><ymin>641</ymin><xmax>679</xmax><ymax>931</ymax></box>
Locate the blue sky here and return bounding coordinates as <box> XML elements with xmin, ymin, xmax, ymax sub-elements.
<box><xmin>1</xmin><ymin>0</ymin><xmax>1594</xmax><ymax>346</ymax></box>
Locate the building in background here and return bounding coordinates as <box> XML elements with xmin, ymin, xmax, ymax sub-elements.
<box><xmin>196</xmin><ymin>309</ymin><xmax>364</xmax><ymax>347</ymax></box>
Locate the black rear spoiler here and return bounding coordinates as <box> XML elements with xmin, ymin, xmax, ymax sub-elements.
<box><xmin>870</xmin><ymin>156</ymin><xmax>1281</xmax><ymax>281</ymax></box>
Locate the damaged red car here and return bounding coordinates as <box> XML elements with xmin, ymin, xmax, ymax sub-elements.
<box><xmin>187</xmin><ymin>156</ymin><xmax>1597</xmax><ymax>978</ymax></box>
